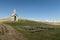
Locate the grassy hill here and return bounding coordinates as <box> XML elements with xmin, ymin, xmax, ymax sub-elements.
<box><xmin>2</xmin><ymin>18</ymin><xmax>60</xmax><ymax>40</ymax></box>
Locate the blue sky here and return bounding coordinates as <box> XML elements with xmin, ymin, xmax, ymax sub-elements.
<box><xmin>0</xmin><ymin>0</ymin><xmax>60</xmax><ymax>21</ymax></box>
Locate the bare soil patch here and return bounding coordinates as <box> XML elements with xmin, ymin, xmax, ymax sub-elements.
<box><xmin>0</xmin><ymin>24</ymin><xmax>27</xmax><ymax>40</ymax></box>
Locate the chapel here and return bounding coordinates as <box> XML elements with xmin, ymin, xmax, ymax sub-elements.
<box><xmin>11</xmin><ymin>9</ymin><xmax>18</xmax><ymax>21</ymax></box>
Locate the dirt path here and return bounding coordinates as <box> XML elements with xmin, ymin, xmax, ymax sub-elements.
<box><xmin>0</xmin><ymin>24</ymin><xmax>27</xmax><ymax>40</ymax></box>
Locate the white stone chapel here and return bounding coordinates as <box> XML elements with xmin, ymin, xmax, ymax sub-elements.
<box><xmin>11</xmin><ymin>9</ymin><xmax>18</xmax><ymax>21</ymax></box>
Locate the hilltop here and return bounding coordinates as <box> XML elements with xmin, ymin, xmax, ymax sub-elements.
<box><xmin>0</xmin><ymin>18</ymin><xmax>60</xmax><ymax>40</ymax></box>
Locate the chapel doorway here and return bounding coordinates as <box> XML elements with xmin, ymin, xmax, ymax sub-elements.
<box><xmin>14</xmin><ymin>16</ymin><xmax>16</xmax><ymax>21</ymax></box>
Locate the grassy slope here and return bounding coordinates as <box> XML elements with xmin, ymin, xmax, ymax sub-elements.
<box><xmin>3</xmin><ymin>19</ymin><xmax>60</xmax><ymax>40</ymax></box>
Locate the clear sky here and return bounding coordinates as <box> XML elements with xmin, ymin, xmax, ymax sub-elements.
<box><xmin>0</xmin><ymin>0</ymin><xmax>60</xmax><ymax>22</ymax></box>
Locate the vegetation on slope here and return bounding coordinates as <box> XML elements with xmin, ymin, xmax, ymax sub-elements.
<box><xmin>3</xmin><ymin>19</ymin><xmax>60</xmax><ymax>40</ymax></box>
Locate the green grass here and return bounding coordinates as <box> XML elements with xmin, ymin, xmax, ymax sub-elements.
<box><xmin>3</xmin><ymin>19</ymin><xmax>60</xmax><ymax>40</ymax></box>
